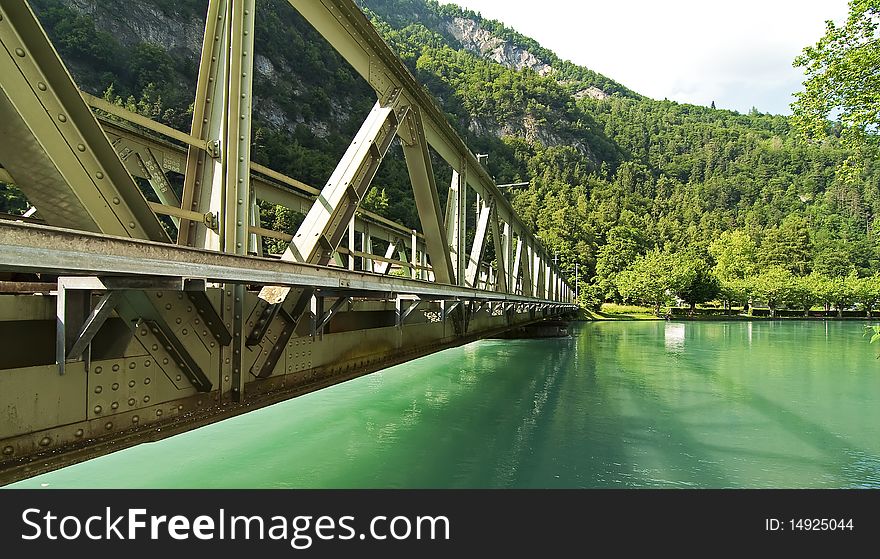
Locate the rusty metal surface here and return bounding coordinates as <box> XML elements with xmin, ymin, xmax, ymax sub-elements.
<box><xmin>0</xmin><ymin>281</ymin><xmax>55</xmax><ymax>293</ymax></box>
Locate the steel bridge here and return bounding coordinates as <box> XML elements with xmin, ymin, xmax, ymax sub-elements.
<box><xmin>0</xmin><ymin>0</ymin><xmax>575</xmax><ymax>484</ymax></box>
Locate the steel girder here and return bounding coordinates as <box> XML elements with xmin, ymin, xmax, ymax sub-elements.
<box><xmin>0</xmin><ymin>0</ymin><xmax>577</xmax><ymax>485</ymax></box>
<box><xmin>0</xmin><ymin>1</ymin><xmax>168</xmax><ymax>241</ymax></box>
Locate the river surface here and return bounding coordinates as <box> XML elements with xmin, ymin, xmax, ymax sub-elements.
<box><xmin>9</xmin><ymin>321</ymin><xmax>880</xmax><ymax>488</ymax></box>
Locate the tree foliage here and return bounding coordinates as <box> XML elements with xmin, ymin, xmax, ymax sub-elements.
<box><xmin>792</xmin><ymin>0</ymin><xmax>880</xmax><ymax>177</ymax></box>
<box><xmin>615</xmin><ymin>249</ymin><xmax>675</xmax><ymax>315</ymax></box>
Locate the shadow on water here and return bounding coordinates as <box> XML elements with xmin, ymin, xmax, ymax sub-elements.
<box><xmin>499</xmin><ymin>329</ymin><xmax>643</xmax><ymax>487</ymax></box>
<box><xmin>677</xmin><ymin>322</ymin><xmax>876</xmax><ymax>487</ymax></box>
<box><xmin>588</xmin><ymin>320</ymin><xmax>880</xmax><ymax>488</ymax></box>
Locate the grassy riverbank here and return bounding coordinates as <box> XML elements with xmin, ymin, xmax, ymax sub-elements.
<box><xmin>579</xmin><ymin>304</ymin><xmax>880</xmax><ymax>321</ymax></box>
<box><xmin>582</xmin><ymin>304</ymin><xmax>663</xmax><ymax>321</ymax></box>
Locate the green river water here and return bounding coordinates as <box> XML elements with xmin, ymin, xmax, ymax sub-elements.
<box><xmin>9</xmin><ymin>320</ymin><xmax>880</xmax><ymax>488</ymax></box>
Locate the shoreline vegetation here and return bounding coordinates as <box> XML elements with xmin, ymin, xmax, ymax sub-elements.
<box><xmin>580</xmin><ymin>303</ymin><xmax>880</xmax><ymax>322</ymax></box>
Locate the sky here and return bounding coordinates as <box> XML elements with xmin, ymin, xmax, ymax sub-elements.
<box><xmin>436</xmin><ymin>0</ymin><xmax>850</xmax><ymax>116</ymax></box>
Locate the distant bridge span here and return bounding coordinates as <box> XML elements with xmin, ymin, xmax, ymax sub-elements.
<box><xmin>0</xmin><ymin>0</ymin><xmax>575</xmax><ymax>484</ymax></box>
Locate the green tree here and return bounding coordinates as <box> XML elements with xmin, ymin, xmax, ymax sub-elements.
<box><xmin>750</xmin><ymin>266</ymin><xmax>796</xmax><ymax>317</ymax></box>
<box><xmin>708</xmin><ymin>229</ymin><xmax>758</xmax><ymax>282</ymax></box>
<box><xmin>792</xmin><ymin>0</ymin><xmax>880</xmax><ymax>177</ymax></box>
<box><xmin>615</xmin><ymin>248</ymin><xmax>674</xmax><ymax>315</ymax></box>
<box><xmin>362</xmin><ymin>186</ymin><xmax>390</xmax><ymax>214</ymax></box>
<box><xmin>852</xmin><ymin>274</ymin><xmax>880</xmax><ymax>317</ymax></box>
<box><xmin>0</xmin><ymin>182</ymin><xmax>28</xmax><ymax>214</ymax></box>
<box><xmin>813</xmin><ymin>273</ymin><xmax>858</xmax><ymax>316</ymax></box>
<box><xmin>812</xmin><ymin>241</ymin><xmax>859</xmax><ymax>278</ymax></box>
<box><xmin>757</xmin><ymin>216</ymin><xmax>813</xmax><ymax>275</ymax></box>
<box><xmin>718</xmin><ymin>277</ymin><xmax>752</xmax><ymax>312</ymax></box>
<box><xmin>672</xmin><ymin>254</ymin><xmax>720</xmax><ymax>312</ymax></box>
<box><xmin>830</xmin><ymin>274</ymin><xmax>860</xmax><ymax>317</ymax></box>
<box><xmin>594</xmin><ymin>225</ymin><xmax>644</xmax><ymax>301</ymax></box>
<box><xmin>787</xmin><ymin>274</ymin><xmax>823</xmax><ymax>317</ymax></box>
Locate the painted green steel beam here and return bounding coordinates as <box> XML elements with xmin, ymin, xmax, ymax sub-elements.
<box><xmin>400</xmin><ymin>107</ymin><xmax>456</xmax><ymax>285</ymax></box>
<box><xmin>0</xmin><ymin>0</ymin><xmax>168</xmax><ymax>242</ymax></box>
<box><xmin>0</xmin><ymin>221</ymin><xmax>576</xmax><ymax>308</ymax></box>
<box><xmin>285</xmin><ymin>0</ymin><xmax>570</xmax><ymax>296</ymax></box>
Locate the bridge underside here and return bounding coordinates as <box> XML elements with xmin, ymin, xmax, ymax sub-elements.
<box><xmin>0</xmin><ymin>0</ymin><xmax>575</xmax><ymax>484</ymax></box>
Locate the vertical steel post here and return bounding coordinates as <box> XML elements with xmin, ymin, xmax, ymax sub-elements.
<box><xmin>347</xmin><ymin>217</ymin><xmax>355</xmax><ymax>271</ymax></box>
<box><xmin>179</xmin><ymin>0</ymin><xmax>227</xmax><ymax>250</ymax></box>
<box><xmin>457</xmin><ymin>161</ymin><xmax>467</xmax><ymax>286</ymax></box>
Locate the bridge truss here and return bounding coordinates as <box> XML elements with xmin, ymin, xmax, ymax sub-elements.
<box><xmin>0</xmin><ymin>0</ymin><xmax>575</xmax><ymax>484</ymax></box>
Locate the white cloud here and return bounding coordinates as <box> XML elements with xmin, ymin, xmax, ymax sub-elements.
<box><xmin>437</xmin><ymin>0</ymin><xmax>849</xmax><ymax>115</ymax></box>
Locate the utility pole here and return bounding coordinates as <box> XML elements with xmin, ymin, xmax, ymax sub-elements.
<box><xmin>575</xmin><ymin>262</ymin><xmax>579</xmax><ymax>303</ymax></box>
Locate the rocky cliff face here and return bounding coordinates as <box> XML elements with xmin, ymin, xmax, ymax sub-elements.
<box><xmin>446</xmin><ymin>17</ymin><xmax>554</xmax><ymax>77</ymax></box>
<box><xmin>67</xmin><ymin>0</ymin><xmax>203</xmax><ymax>58</ymax></box>
<box><xmin>45</xmin><ymin>0</ymin><xmax>604</xmax><ymax>160</ymax></box>
<box><xmin>53</xmin><ymin>0</ymin><xmax>361</xmax><ymax>141</ymax></box>
<box><xmin>574</xmin><ymin>86</ymin><xmax>609</xmax><ymax>101</ymax></box>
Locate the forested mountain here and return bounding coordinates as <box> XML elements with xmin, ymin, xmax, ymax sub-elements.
<box><xmin>3</xmin><ymin>0</ymin><xmax>878</xmax><ymax>308</ymax></box>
